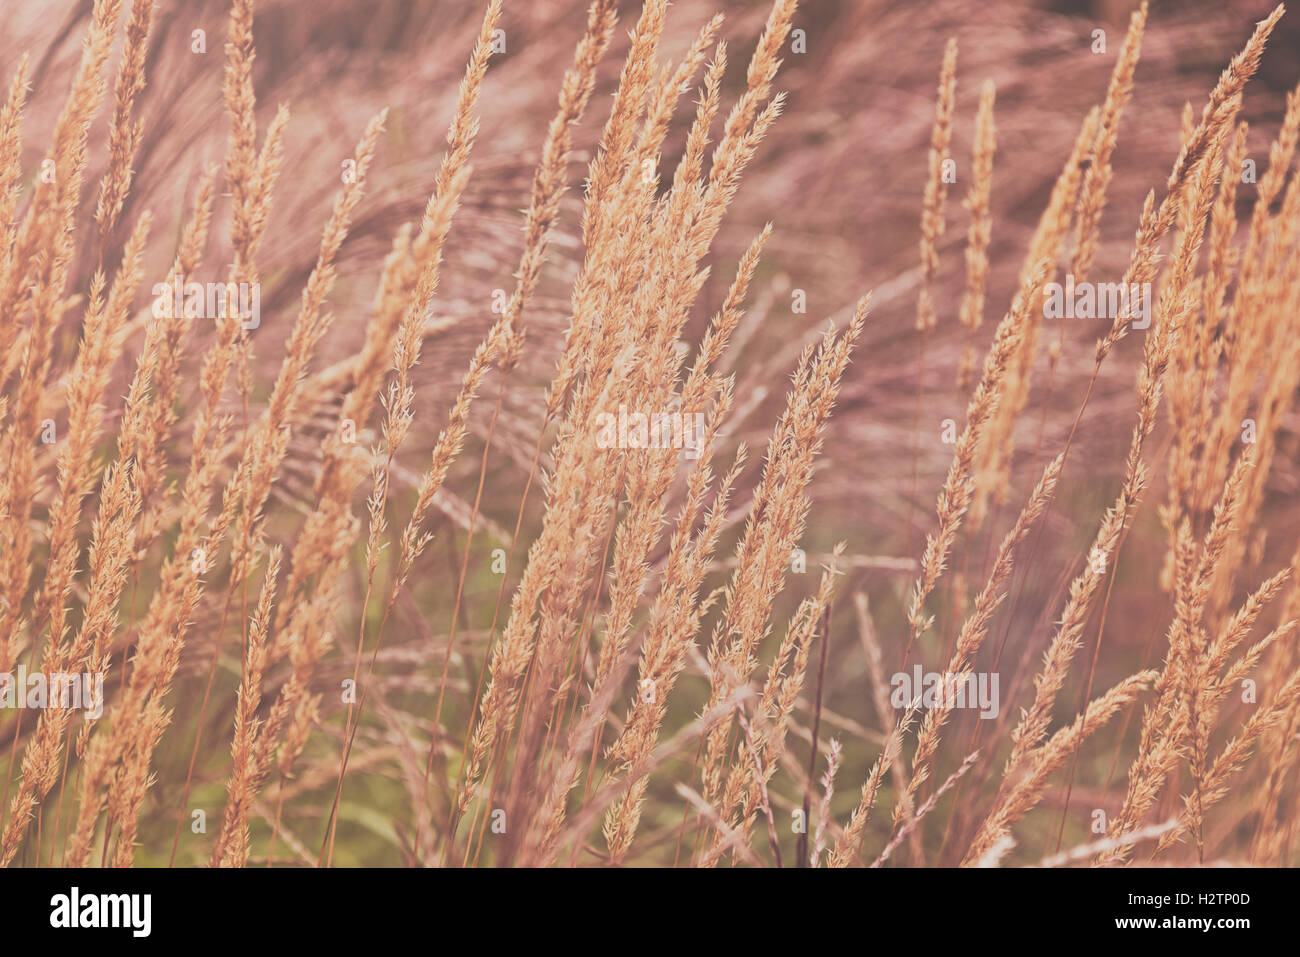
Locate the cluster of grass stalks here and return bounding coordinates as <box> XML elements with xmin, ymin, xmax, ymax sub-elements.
<box><xmin>0</xmin><ymin>0</ymin><xmax>1299</xmax><ymax>868</ymax></box>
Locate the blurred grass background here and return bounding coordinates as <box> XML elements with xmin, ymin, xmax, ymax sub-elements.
<box><xmin>3</xmin><ymin>0</ymin><xmax>1298</xmax><ymax>864</ymax></box>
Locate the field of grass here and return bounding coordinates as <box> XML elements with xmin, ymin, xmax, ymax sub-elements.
<box><xmin>0</xmin><ymin>0</ymin><xmax>1299</xmax><ymax>868</ymax></box>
